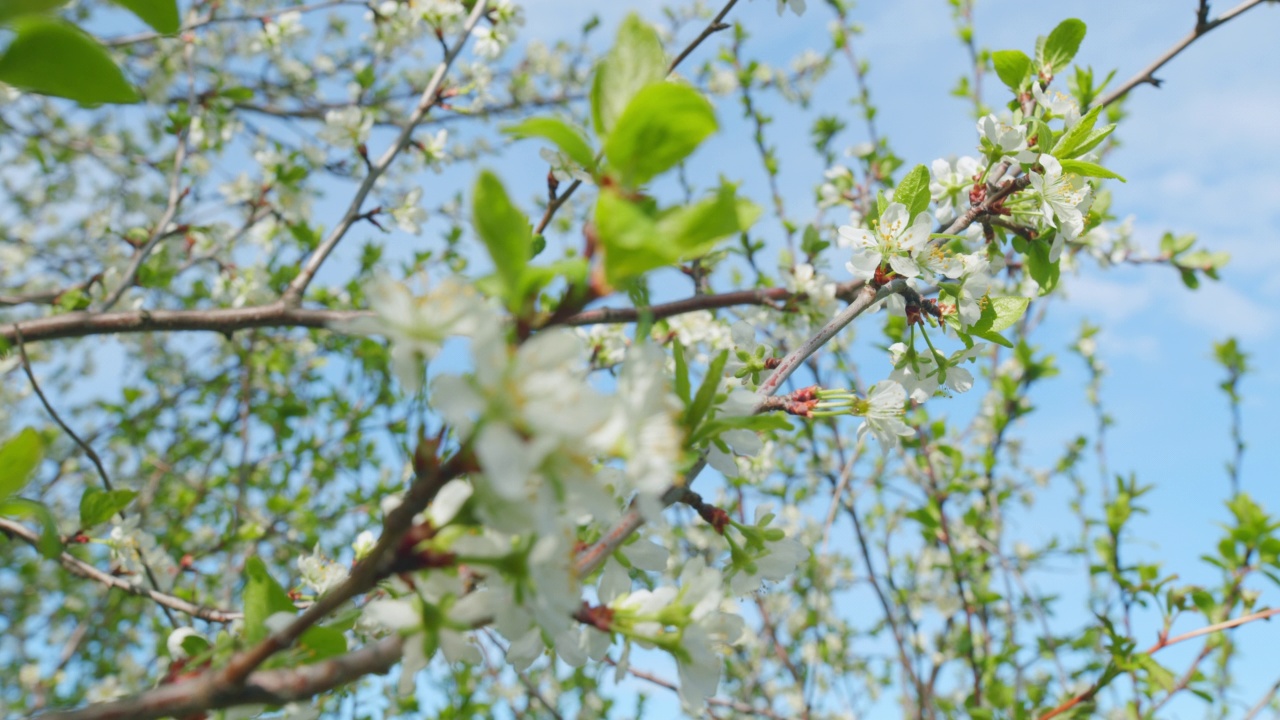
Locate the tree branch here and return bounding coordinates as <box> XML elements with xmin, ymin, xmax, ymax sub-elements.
<box><xmin>32</xmin><ymin>636</ymin><xmax>404</xmax><ymax>720</ymax></box>
<box><xmin>0</xmin><ymin>518</ymin><xmax>241</xmax><ymax>624</ymax></box>
<box><xmin>1097</xmin><ymin>0</ymin><xmax>1271</xmax><ymax>108</ymax></box>
<box><xmin>2</xmin><ymin>281</ymin><xmax>866</xmax><ymax>346</ymax></box>
<box><xmin>280</xmin><ymin>0</ymin><xmax>489</xmax><ymax>306</ymax></box>
<box><xmin>1038</xmin><ymin>605</ymin><xmax>1280</xmax><ymax>720</ymax></box>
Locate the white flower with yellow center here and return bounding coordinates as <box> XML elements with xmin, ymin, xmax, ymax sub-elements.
<box><xmin>839</xmin><ymin>202</ymin><xmax>932</xmax><ymax>280</ymax></box>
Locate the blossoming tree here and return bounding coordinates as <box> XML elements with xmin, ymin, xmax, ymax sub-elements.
<box><xmin>1</xmin><ymin>0</ymin><xmax>1276</xmax><ymax>718</ymax></box>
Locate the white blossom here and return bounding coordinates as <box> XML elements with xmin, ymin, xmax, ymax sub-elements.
<box><xmin>857</xmin><ymin>380</ymin><xmax>914</xmax><ymax>449</ymax></box>
<box><xmin>331</xmin><ymin>276</ymin><xmax>489</xmax><ymax>393</ymax></box>
<box><xmin>840</xmin><ymin>202</ymin><xmax>931</xmax><ymax>280</ymax></box>
<box><xmin>1029</xmin><ymin>154</ymin><xmax>1092</xmax><ymax>257</ymax></box>
<box><xmin>391</xmin><ymin>188</ymin><xmax>428</xmax><ymax>235</ymax></box>
<box><xmin>319</xmin><ymin>106</ymin><xmax>373</xmax><ymax>149</ymax></box>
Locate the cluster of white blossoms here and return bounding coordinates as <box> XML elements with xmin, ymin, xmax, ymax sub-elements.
<box><xmin>338</xmin><ymin>275</ymin><xmax>811</xmax><ymax>707</ymax></box>
<box><xmin>318</xmin><ymin>106</ymin><xmax>373</xmax><ymax>150</ymax></box>
<box><xmin>104</xmin><ymin>515</ymin><xmax>178</xmax><ymax>588</ymax></box>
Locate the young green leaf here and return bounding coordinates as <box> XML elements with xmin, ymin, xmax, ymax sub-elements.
<box><xmin>1024</xmin><ymin>238</ymin><xmax>1060</xmax><ymax>294</ymax></box>
<box><xmin>1052</xmin><ymin>104</ymin><xmax>1102</xmax><ymax>158</ymax></box>
<box><xmin>299</xmin><ymin>624</ymin><xmax>348</xmax><ymax>659</ymax></box>
<box><xmin>991</xmin><ymin>49</ymin><xmax>1032</xmax><ymax>92</ymax></box>
<box><xmin>893</xmin><ymin>164</ymin><xmax>932</xmax><ymax>222</ymax></box>
<box><xmin>0</xmin><ymin>428</ymin><xmax>43</xmax><ymax>501</ymax></box>
<box><xmin>596</xmin><ymin>185</ymin><xmax>759</xmax><ymax>285</ymax></box>
<box><xmin>603</xmin><ymin>82</ymin><xmax>716</xmax><ymax>187</ymax></box>
<box><xmin>595</xmin><ymin>189</ymin><xmax>664</xmax><ymax>285</ymax></box>
<box><xmin>502</xmin><ymin>116</ymin><xmax>597</xmax><ymax>174</ymax></box>
<box><xmin>684</xmin><ymin>350</ymin><xmax>729</xmax><ymax>432</ymax></box>
<box><xmin>0</xmin><ymin>498</ymin><xmax>61</xmax><ymax>557</ymax></box>
<box><xmin>79</xmin><ymin>487</ymin><xmax>139</xmax><ymax>529</ymax></box>
<box><xmin>472</xmin><ymin>171</ymin><xmax>532</xmax><ymax>311</ymax></box>
<box><xmin>658</xmin><ymin>183</ymin><xmax>761</xmax><ymax>255</ymax></box>
<box><xmin>0</xmin><ymin>0</ymin><xmax>68</xmax><ymax>23</ymax></box>
<box><xmin>111</xmin><ymin>0</ymin><xmax>180</xmax><ymax>34</ymax></box>
<box><xmin>1059</xmin><ymin>159</ymin><xmax>1125</xmax><ymax>182</ymax></box>
<box><xmin>243</xmin><ymin>556</ymin><xmax>298</xmax><ymax>645</ymax></box>
<box><xmin>1039</xmin><ymin>19</ymin><xmax>1086</xmax><ymax>75</ymax></box>
<box><xmin>590</xmin><ymin>13</ymin><xmax>666</xmax><ymax>136</ymax></box>
<box><xmin>0</xmin><ymin>17</ymin><xmax>139</xmax><ymax>104</ymax></box>
<box><xmin>673</xmin><ymin>340</ymin><xmax>691</xmax><ymax>404</ymax></box>
<box><xmin>984</xmin><ymin>296</ymin><xmax>1031</xmax><ymax>333</ymax></box>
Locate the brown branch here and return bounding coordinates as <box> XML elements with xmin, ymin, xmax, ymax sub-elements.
<box><xmin>2</xmin><ymin>281</ymin><xmax>866</xmax><ymax>346</ymax></box>
<box><xmin>1038</xmin><ymin>606</ymin><xmax>1280</xmax><ymax>720</ymax></box>
<box><xmin>102</xmin><ymin>0</ymin><xmax>364</xmax><ymax>47</ymax></box>
<box><xmin>33</xmin><ymin>635</ymin><xmax>404</xmax><ymax>720</ymax></box>
<box><xmin>40</xmin><ymin>448</ymin><xmax>467</xmax><ymax>720</ymax></box>
<box><xmin>15</xmin><ymin>332</ymin><xmax>180</xmax><ymax>627</ymax></box>
<box><xmin>0</xmin><ymin>303</ymin><xmax>355</xmax><ymax>345</ymax></box>
<box><xmin>15</xmin><ymin>332</ymin><xmax>116</xmax><ymax>493</ymax></box>
<box><xmin>0</xmin><ymin>274</ymin><xmax>103</xmax><ymax>308</ymax></box>
<box><xmin>280</xmin><ymin>0</ymin><xmax>489</xmax><ymax>306</ymax></box>
<box><xmin>1097</xmin><ymin>0</ymin><xmax>1271</xmax><ymax>108</ymax></box>
<box><xmin>667</xmin><ymin>0</ymin><xmax>739</xmax><ymax>73</ymax></box>
<box><xmin>0</xmin><ymin>517</ymin><xmax>241</xmax><ymax>623</ymax></box>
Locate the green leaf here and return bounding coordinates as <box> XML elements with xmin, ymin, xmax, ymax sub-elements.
<box><xmin>0</xmin><ymin>428</ymin><xmax>43</xmax><ymax>501</ymax></box>
<box><xmin>961</xmin><ymin>297</ymin><xmax>1027</xmax><ymax>349</ymax></box>
<box><xmin>595</xmin><ymin>190</ymin><xmax>663</xmax><ymax>285</ymax></box>
<box><xmin>111</xmin><ymin>0</ymin><xmax>180</xmax><ymax>34</ymax></box>
<box><xmin>893</xmin><ymin>164</ymin><xmax>932</xmax><ymax>222</ymax></box>
<box><xmin>597</xmin><ymin>184</ymin><xmax>759</xmax><ymax>285</ymax></box>
<box><xmin>180</xmin><ymin>634</ymin><xmax>211</xmax><ymax>658</ymax></box>
<box><xmin>300</xmin><ymin>624</ymin><xmax>348</xmax><ymax>660</ymax></box>
<box><xmin>604</xmin><ymin>82</ymin><xmax>716</xmax><ymax>187</ymax></box>
<box><xmin>985</xmin><ymin>296</ymin><xmax>1031</xmax><ymax>333</ymax></box>
<box><xmin>1029</xmin><ymin>117</ymin><xmax>1054</xmax><ymax>153</ymax></box>
<box><xmin>503</xmin><ymin>116</ymin><xmax>596</xmax><ymax>174</ymax></box>
<box><xmin>0</xmin><ymin>17</ymin><xmax>139</xmax><ymax>104</ymax></box>
<box><xmin>55</xmin><ymin>288</ymin><xmax>91</xmax><ymax>311</ymax></box>
<box><xmin>79</xmin><ymin>487</ymin><xmax>139</xmax><ymax>529</ymax></box>
<box><xmin>690</xmin><ymin>414</ymin><xmax>793</xmax><ymax>446</ymax></box>
<box><xmin>684</xmin><ymin>350</ymin><xmax>729</xmax><ymax>432</ymax></box>
<box><xmin>658</xmin><ymin>183</ymin><xmax>760</xmax><ymax>255</ymax></box>
<box><xmin>243</xmin><ymin>556</ymin><xmax>297</xmax><ymax>645</ymax></box>
<box><xmin>472</xmin><ymin>171</ymin><xmax>532</xmax><ymax>311</ymax></box>
<box><xmin>991</xmin><ymin>49</ymin><xmax>1032</xmax><ymax>92</ymax></box>
<box><xmin>0</xmin><ymin>0</ymin><xmax>68</xmax><ymax>24</ymax></box>
<box><xmin>1059</xmin><ymin>159</ymin><xmax>1126</xmax><ymax>182</ymax></box>
<box><xmin>1160</xmin><ymin>232</ymin><xmax>1195</xmax><ymax>257</ymax></box>
<box><xmin>673</xmin><ymin>340</ymin><xmax>691</xmax><ymax>404</ymax></box>
<box><xmin>591</xmin><ymin>13</ymin><xmax>666</xmax><ymax>136</ymax></box>
<box><xmin>1039</xmin><ymin>19</ymin><xmax>1086</xmax><ymax>75</ymax></box>
<box><xmin>1064</xmin><ymin>123</ymin><xmax>1115</xmax><ymax>158</ymax></box>
<box><xmin>1024</xmin><ymin>237</ymin><xmax>1060</xmax><ymax>294</ymax></box>
<box><xmin>0</xmin><ymin>498</ymin><xmax>62</xmax><ymax>558</ymax></box>
<box><xmin>1051</xmin><ymin>104</ymin><xmax>1102</xmax><ymax>158</ymax></box>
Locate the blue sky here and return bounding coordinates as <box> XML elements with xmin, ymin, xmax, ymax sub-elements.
<box><xmin>8</xmin><ymin>0</ymin><xmax>1279</xmax><ymax>716</ymax></box>
<box><xmin>527</xmin><ymin>0</ymin><xmax>1280</xmax><ymax>714</ymax></box>
<box><xmin>269</xmin><ymin>0</ymin><xmax>1280</xmax><ymax>714</ymax></box>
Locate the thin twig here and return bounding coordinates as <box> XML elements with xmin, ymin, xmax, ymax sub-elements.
<box><xmin>1038</xmin><ymin>606</ymin><xmax>1280</xmax><ymax>720</ymax></box>
<box><xmin>0</xmin><ymin>517</ymin><xmax>242</xmax><ymax>623</ymax></box>
<box><xmin>15</xmin><ymin>330</ymin><xmax>180</xmax><ymax>627</ymax></box>
<box><xmin>667</xmin><ymin>0</ymin><xmax>739</xmax><ymax>73</ymax></box>
<box><xmin>281</xmin><ymin>0</ymin><xmax>489</xmax><ymax>306</ymax></box>
<box><xmin>1097</xmin><ymin>0</ymin><xmax>1270</xmax><ymax>108</ymax></box>
<box><xmin>15</xmin><ymin>332</ymin><xmax>115</xmax><ymax>493</ymax></box>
